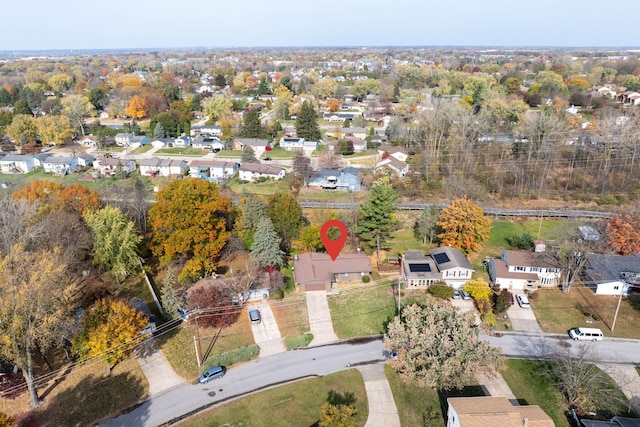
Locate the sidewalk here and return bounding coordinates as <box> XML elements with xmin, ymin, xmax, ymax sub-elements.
<box><xmin>475</xmin><ymin>372</ymin><xmax>519</xmax><ymax>406</ymax></box>
<box><xmin>136</xmin><ymin>346</ymin><xmax>184</xmax><ymax>396</ymax></box>
<box><xmin>358</xmin><ymin>364</ymin><xmax>401</xmax><ymax>427</ymax></box>
<box><xmin>597</xmin><ymin>363</ymin><xmax>640</xmax><ymax>415</ymax></box>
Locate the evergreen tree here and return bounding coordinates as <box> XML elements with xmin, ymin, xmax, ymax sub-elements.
<box><xmin>267</xmin><ymin>192</ymin><xmax>303</xmax><ymax>252</ymax></box>
<box><xmin>241</xmin><ymin>145</ymin><xmax>258</xmax><ymax>163</ymax></box>
<box><xmin>356</xmin><ymin>177</ymin><xmax>399</xmax><ymax>259</ymax></box>
<box><xmin>242</xmin><ymin>108</ymin><xmax>262</xmax><ymax>138</ymax></box>
<box><xmin>258</xmin><ymin>76</ymin><xmax>271</xmax><ymax>95</ymax></box>
<box><xmin>215</xmin><ymin>73</ymin><xmax>227</xmax><ymax>88</ymax></box>
<box><xmin>160</xmin><ymin>266</ymin><xmax>181</xmax><ymax>321</ymax></box>
<box><xmin>251</xmin><ymin>217</ymin><xmax>284</xmax><ymax>269</ymax></box>
<box><xmin>153</xmin><ymin>122</ymin><xmax>165</xmax><ymax>139</ymax></box>
<box><xmin>295</xmin><ymin>100</ymin><xmax>321</xmax><ymax>140</ymax></box>
<box><xmin>414</xmin><ymin>204</ymin><xmax>439</xmax><ymax>245</ymax></box>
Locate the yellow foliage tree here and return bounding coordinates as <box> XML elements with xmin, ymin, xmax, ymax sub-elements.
<box><xmin>319</xmin><ymin>403</ymin><xmax>356</xmax><ymax>427</ymax></box>
<box><xmin>82</xmin><ymin>299</ymin><xmax>148</xmax><ymax>373</ymax></box>
<box><xmin>436</xmin><ymin>197</ymin><xmax>491</xmax><ymax>254</ymax></box>
<box><xmin>462</xmin><ymin>278</ymin><xmax>493</xmax><ymax>315</ymax></box>
<box><xmin>35</xmin><ymin>114</ymin><xmax>75</xmax><ymax>145</ymax></box>
<box><xmin>125</xmin><ymin>95</ymin><xmax>148</xmax><ymax>119</ymax></box>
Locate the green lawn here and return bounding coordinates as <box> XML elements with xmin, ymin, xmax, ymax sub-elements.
<box><xmin>328</xmin><ymin>282</ymin><xmax>397</xmax><ymax>338</ymax></box>
<box><xmin>181</xmin><ymin>369</ymin><xmax>368</xmax><ymax>427</ymax></box>
<box><xmin>214</xmin><ymin>149</ymin><xmax>243</xmax><ymax>158</ymax></box>
<box><xmin>154</xmin><ymin>147</ymin><xmax>208</xmax><ymax>156</ymax></box>
<box><xmin>132</xmin><ymin>145</ymin><xmax>153</xmax><ymax>154</ymax></box>
<box><xmin>224</xmin><ymin>176</ymin><xmax>290</xmax><ymax>196</ymax></box>
<box><xmin>501</xmin><ymin>359</ymin><xmax>570</xmax><ymax>427</ymax></box>
<box><xmin>263</xmin><ymin>147</ymin><xmax>293</xmax><ymax>159</ymax></box>
<box><xmin>270</xmin><ymin>296</ymin><xmax>310</xmax><ymax>339</ymax></box>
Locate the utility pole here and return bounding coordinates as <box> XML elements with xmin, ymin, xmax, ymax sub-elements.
<box><xmin>397</xmin><ymin>276</ymin><xmax>402</xmax><ymax>314</ymax></box>
<box><xmin>611</xmin><ymin>285</ymin><xmax>627</xmax><ymax>333</ymax></box>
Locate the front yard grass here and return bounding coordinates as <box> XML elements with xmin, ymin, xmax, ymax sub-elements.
<box><xmin>328</xmin><ymin>282</ymin><xmax>397</xmax><ymax>339</ymax></box>
<box><xmin>181</xmin><ymin>369</ymin><xmax>368</xmax><ymax>427</ymax></box>
<box><xmin>224</xmin><ymin>176</ymin><xmax>290</xmax><ymax>196</ymax></box>
<box><xmin>132</xmin><ymin>144</ymin><xmax>153</xmax><ymax>154</ymax></box>
<box><xmin>270</xmin><ymin>296</ymin><xmax>310</xmax><ymax>339</ymax></box>
<box><xmin>262</xmin><ymin>147</ymin><xmax>293</xmax><ymax>159</ymax></box>
<box><xmin>158</xmin><ymin>311</ymin><xmax>255</xmax><ymax>381</ymax></box>
<box><xmin>501</xmin><ymin>359</ymin><xmax>570</xmax><ymax>427</ymax></box>
<box><xmin>154</xmin><ymin>147</ymin><xmax>208</xmax><ymax>156</ymax></box>
<box><xmin>533</xmin><ymin>286</ymin><xmax>640</xmax><ymax>339</ymax></box>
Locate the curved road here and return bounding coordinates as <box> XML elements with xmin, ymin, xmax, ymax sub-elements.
<box><xmin>103</xmin><ymin>333</ymin><xmax>639</xmax><ymax>426</ymax></box>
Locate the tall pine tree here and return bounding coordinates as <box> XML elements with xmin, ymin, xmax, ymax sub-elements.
<box><xmin>242</xmin><ymin>108</ymin><xmax>262</xmax><ymax>138</ymax></box>
<box><xmin>251</xmin><ymin>217</ymin><xmax>284</xmax><ymax>269</ymax></box>
<box><xmin>356</xmin><ymin>177</ymin><xmax>399</xmax><ymax>260</ymax></box>
<box><xmin>295</xmin><ymin>100</ymin><xmax>321</xmax><ymax>140</ymax></box>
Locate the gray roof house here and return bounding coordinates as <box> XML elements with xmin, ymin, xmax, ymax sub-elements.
<box><xmin>77</xmin><ymin>153</ymin><xmax>95</xmax><ymax>167</ymax></box>
<box><xmin>401</xmin><ymin>247</ymin><xmax>473</xmax><ymax>288</ymax></box>
<box><xmin>189</xmin><ymin>160</ymin><xmax>238</xmax><ymax>181</ymax></box>
<box><xmin>139</xmin><ymin>157</ymin><xmax>187</xmax><ymax>177</ymax></box>
<box><xmin>581</xmin><ymin>254</ymin><xmax>640</xmax><ymax>296</ymax></box>
<box><xmin>0</xmin><ymin>155</ymin><xmax>35</xmax><ymax>174</ymax></box>
<box><xmin>238</xmin><ymin>163</ymin><xmax>285</xmax><ymax>182</ymax></box>
<box><xmin>293</xmin><ymin>252</ymin><xmax>372</xmax><ymax>292</ymax></box>
<box><xmin>308</xmin><ymin>167</ymin><xmax>361</xmax><ymax>191</ymax></box>
<box><xmin>43</xmin><ymin>156</ymin><xmax>78</xmax><ymax>176</ymax></box>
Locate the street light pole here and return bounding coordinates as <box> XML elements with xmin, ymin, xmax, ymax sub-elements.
<box><xmin>611</xmin><ymin>285</ymin><xmax>627</xmax><ymax>333</ymax></box>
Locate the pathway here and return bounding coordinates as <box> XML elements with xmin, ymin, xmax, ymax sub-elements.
<box><xmin>358</xmin><ymin>364</ymin><xmax>401</xmax><ymax>427</ymax></box>
<box><xmin>475</xmin><ymin>372</ymin><xmax>519</xmax><ymax>406</ymax></box>
<box><xmin>306</xmin><ymin>291</ymin><xmax>339</xmax><ymax>346</ymax></box>
<box><xmin>597</xmin><ymin>363</ymin><xmax>640</xmax><ymax>415</ymax></box>
<box><xmin>135</xmin><ymin>345</ymin><xmax>184</xmax><ymax>396</ymax></box>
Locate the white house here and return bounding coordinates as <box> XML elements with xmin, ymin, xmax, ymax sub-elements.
<box><xmin>279</xmin><ymin>137</ymin><xmax>305</xmax><ymax>151</ymax></box>
<box><xmin>139</xmin><ymin>157</ymin><xmax>187</xmax><ymax>177</ymax></box>
<box><xmin>238</xmin><ymin>163</ymin><xmax>285</xmax><ymax>182</ymax></box>
<box><xmin>43</xmin><ymin>156</ymin><xmax>78</xmax><ymax>176</ymax></box>
<box><xmin>190</xmin><ymin>125</ymin><xmax>222</xmax><ymax>138</ymax></box>
<box><xmin>0</xmin><ymin>155</ymin><xmax>35</xmax><ymax>174</ymax></box>
<box><xmin>174</xmin><ymin>135</ymin><xmax>191</xmax><ymax>147</ymax></box>
<box><xmin>151</xmin><ymin>138</ymin><xmax>173</xmax><ymax>149</ymax></box>
<box><xmin>487</xmin><ymin>250</ymin><xmax>561</xmax><ymax>291</ymax></box>
<box><xmin>93</xmin><ymin>158</ymin><xmax>137</xmax><ymax>176</ymax></box>
<box><xmin>378</xmin><ymin>144</ymin><xmax>408</xmax><ymax>162</ymax></box>
<box><xmin>581</xmin><ymin>255</ymin><xmax>640</xmax><ymax>296</ymax></box>
<box><xmin>115</xmin><ymin>133</ymin><xmax>134</xmax><ymax>146</ymax></box>
<box><xmin>401</xmin><ymin>247</ymin><xmax>473</xmax><ymax>289</ymax></box>
<box><xmin>77</xmin><ymin>153</ymin><xmax>95</xmax><ymax>167</ymax></box>
<box><xmin>376</xmin><ymin>156</ymin><xmax>409</xmax><ymax>177</ymax></box>
<box><xmin>189</xmin><ymin>160</ymin><xmax>238</xmax><ymax>180</ymax></box>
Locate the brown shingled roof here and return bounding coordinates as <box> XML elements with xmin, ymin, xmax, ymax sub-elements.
<box><xmin>293</xmin><ymin>252</ymin><xmax>372</xmax><ymax>285</ymax></box>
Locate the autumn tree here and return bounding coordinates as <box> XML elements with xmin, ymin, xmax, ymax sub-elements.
<box><xmin>75</xmin><ymin>299</ymin><xmax>147</xmax><ymax>373</ymax></box>
<box><xmin>319</xmin><ymin>402</ymin><xmax>357</xmax><ymax>427</ymax></box>
<box><xmin>61</xmin><ymin>94</ymin><xmax>95</xmax><ymax>135</ymax></box>
<box><xmin>13</xmin><ymin>181</ymin><xmax>99</xmax><ymax>215</ymax></box>
<box><xmin>291</xmin><ymin>151</ymin><xmax>312</xmax><ymax>187</ymax></box>
<box><xmin>273</xmin><ymin>84</ymin><xmax>293</xmax><ymax>121</ymax></box>
<box><xmin>295</xmin><ymin>100</ymin><xmax>321</xmax><ymax>140</ymax></box>
<box><xmin>436</xmin><ymin>197</ymin><xmax>491</xmax><ymax>254</ymax></box>
<box><xmin>187</xmin><ymin>285</ymin><xmax>238</xmax><ymax>329</ymax></box>
<box><xmin>0</xmin><ymin>245</ymin><xmax>71</xmax><ymax>407</ymax></box>
<box><xmin>607</xmin><ymin>213</ymin><xmax>640</xmax><ymax>256</ymax></box>
<box><xmin>356</xmin><ymin>177</ymin><xmax>399</xmax><ymax>259</ymax></box>
<box><xmin>462</xmin><ymin>278</ymin><xmax>493</xmax><ymax>315</ymax></box>
<box><xmin>325</xmin><ymin>98</ymin><xmax>340</xmax><ymax>113</ymax></box>
<box><xmin>149</xmin><ymin>179</ymin><xmax>232</xmax><ymax>284</ymax></box>
<box><xmin>250</xmin><ymin>217</ymin><xmax>285</xmax><ymax>269</ymax></box>
<box><xmin>414</xmin><ymin>204</ymin><xmax>439</xmax><ymax>245</ymax></box>
<box><xmin>47</xmin><ymin>73</ymin><xmax>75</xmax><ymax>93</ymax></box>
<box><xmin>84</xmin><ymin>206</ymin><xmax>142</xmax><ymax>283</ymax></box>
<box><xmin>58</xmin><ymin>183</ymin><xmax>100</xmax><ymax>214</ymax></box>
<box><xmin>124</xmin><ymin>95</ymin><xmax>147</xmax><ymax>120</ymax></box>
<box><xmin>12</xmin><ymin>180</ymin><xmax>63</xmax><ymax>205</ymax></box>
<box><xmin>35</xmin><ymin>114</ymin><xmax>74</xmax><ymax>145</ymax></box>
<box><xmin>202</xmin><ymin>96</ymin><xmax>233</xmax><ymax>122</ymax></box>
<box><xmin>295</xmin><ymin>224</ymin><xmax>324</xmax><ymax>252</ymax></box>
<box><xmin>159</xmin><ymin>266</ymin><xmax>181</xmax><ymax>321</ymax></box>
<box><xmin>267</xmin><ymin>192</ymin><xmax>304</xmax><ymax>252</ymax></box>
<box><xmin>385</xmin><ymin>301</ymin><xmax>502</xmax><ymax>390</ymax></box>
<box><xmin>5</xmin><ymin>114</ymin><xmax>37</xmax><ymax>144</ymax></box>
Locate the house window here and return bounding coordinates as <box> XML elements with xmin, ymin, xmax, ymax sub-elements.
<box><xmin>614</xmin><ymin>285</ymin><xmax>619</xmax><ymax>290</ymax></box>
<box><xmin>515</xmin><ymin>266</ymin><xmax>525</xmax><ymax>272</ymax></box>
<box><xmin>530</xmin><ymin>267</ymin><xmax>539</xmax><ymax>272</ymax></box>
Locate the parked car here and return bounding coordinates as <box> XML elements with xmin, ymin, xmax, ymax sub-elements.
<box><xmin>516</xmin><ymin>294</ymin><xmax>530</xmax><ymax>308</ymax></box>
<box><xmin>198</xmin><ymin>366</ymin><xmax>226</xmax><ymax>383</ymax></box>
<box><xmin>248</xmin><ymin>309</ymin><xmax>261</xmax><ymax>324</ymax></box>
<box><xmin>460</xmin><ymin>290</ymin><xmax>471</xmax><ymax>300</ymax></box>
<box><xmin>453</xmin><ymin>289</ymin><xmax>461</xmax><ymax>299</ymax></box>
<box><xmin>263</xmin><ymin>157</ymin><xmax>272</xmax><ymax>161</ymax></box>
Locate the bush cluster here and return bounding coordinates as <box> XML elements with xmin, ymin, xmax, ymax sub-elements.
<box><xmin>428</xmin><ymin>284</ymin><xmax>454</xmax><ymax>299</ymax></box>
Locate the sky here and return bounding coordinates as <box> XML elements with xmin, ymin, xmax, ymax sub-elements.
<box><xmin>2</xmin><ymin>0</ymin><xmax>639</xmax><ymax>51</ymax></box>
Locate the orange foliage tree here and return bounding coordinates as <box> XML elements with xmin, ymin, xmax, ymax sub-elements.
<box><xmin>148</xmin><ymin>179</ymin><xmax>232</xmax><ymax>284</ymax></box>
<box><xmin>13</xmin><ymin>181</ymin><xmax>99</xmax><ymax>215</ymax></box>
<box><xmin>12</xmin><ymin>180</ymin><xmax>62</xmax><ymax>205</ymax></box>
<box><xmin>325</xmin><ymin>98</ymin><xmax>340</xmax><ymax>113</ymax></box>
<box><xmin>436</xmin><ymin>197</ymin><xmax>492</xmax><ymax>254</ymax></box>
<box><xmin>125</xmin><ymin>95</ymin><xmax>148</xmax><ymax>119</ymax></box>
<box><xmin>607</xmin><ymin>214</ymin><xmax>640</xmax><ymax>255</ymax></box>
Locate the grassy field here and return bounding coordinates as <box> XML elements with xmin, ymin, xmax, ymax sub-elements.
<box><xmin>328</xmin><ymin>282</ymin><xmax>397</xmax><ymax>338</ymax></box>
<box><xmin>501</xmin><ymin>359</ymin><xmax>570</xmax><ymax>427</ymax></box>
<box><xmin>262</xmin><ymin>147</ymin><xmax>293</xmax><ymax>159</ymax></box>
<box><xmin>158</xmin><ymin>311</ymin><xmax>256</xmax><ymax>381</ymax></box>
<box><xmin>154</xmin><ymin>147</ymin><xmax>208</xmax><ymax>156</ymax></box>
<box><xmin>214</xmin><ymin>149</ymin><xmax>243</xmax><ymax>158</ymax></box>
<box><xmin>0</xmin><ymin>357</ymin><xmax>148</xmax><ymax>427</ymax></box>
<box><xmin>270</xmin><ymin>296</ymin><xmax>310</xmax><ymax>338</ymax></box>
<box><xmin>533</xmin><ymin>286</ymin><xmax>640</xmax><ymax>339</ymax></box>
<box><xmin>224</xmin><ymin>176</ymin><xmax>290</xmax><ymax>195</ymax></box>
<box><xmin>132</xmin><ymin>145</ymin><xmax>153</xmax><ymax>154</ymax></box>
<box><xmin>181</xmin><ymin>369</ymin><xmax>368</xmax><ymax>427</ymax></box>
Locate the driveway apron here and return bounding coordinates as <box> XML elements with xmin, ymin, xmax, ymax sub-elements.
<box><xmin>507</xmin><ymin>304</ymin><xmax>543</xmax><ymax>333</ymax></box>
<box><xmin>358</xmin><ymin>364</ymin><xmax>401</xmax><ymax>427</ymax></box>
<box><xmin>249</xmin><ymin>300</ymin><xmax>286</xmax><ymax>357</ymax></box>
<box><xmin>136</xmin><ymin>346</ymin><xmax>184</xmax><ymax>396</ymax></box>
<box><xmin>306</xmin><ymin>291</ymin><xmax>339</xmax><ymax>346</ymax></box>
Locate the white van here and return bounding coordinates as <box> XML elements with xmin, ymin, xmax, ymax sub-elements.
<box><xmin>569</xmin><ymin>327</ymin><xmax>603</xmax><ymax>341</ymax></box>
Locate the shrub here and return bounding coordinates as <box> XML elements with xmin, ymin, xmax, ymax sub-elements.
<box><xmin>284</xmin><ymin>333</ymin><xmax>313</xmax><ymax>350</ymax></box>
<box><xmin>362</xmin><ymin>275</ymin><xmax>371</xmax><ymax>283</ymax></box>
<box><xmin>527</xmin><ymin>291</ymin><xmax>539</xmax><ymax>302</ymax></box>
<box><xmin>493</xmin><ymin>289</ymin><xmax>512</xmax><ymax>314</ymax></box>
<box><xmin>202</xmin><ymin>344</ymin><xmax>260</xmax><ymax>370</ymax></box>
<box><xmin>506</xmin><ymin>232</ymin><xmax>534</xmax><ymax>250</ymax></box>
<box><xmin>428</xmin><ymin>284</ymin><xmax>454</xmax><ymax>300</ymax></box>
<box><xmin>482</xmin><ymin>312</ymin><xmax>497</xmax><ymax>327</ymax></box>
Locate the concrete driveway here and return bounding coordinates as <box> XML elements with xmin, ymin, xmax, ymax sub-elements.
<box><xmin>306</xmin><ymin>291</ymin><xmax>339</xmax><ymax>346</ymax></box>
<box><xmin>507</xmin><ymin>302</ymin><xmax>542</xmax><ymax>333</ymax></box>
<box><xmin>248</xmin><ymin>301</ymin><xmax>286</xmax><ymax>357</ymax></box>
<box><xmin>451</xmin><ymin>298</ymin><xmax>481</xmax><ymax>324</ymax></box>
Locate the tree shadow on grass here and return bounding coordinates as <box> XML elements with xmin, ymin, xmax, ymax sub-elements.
<box><xmin>33</xmin><ymin>371</ymin><xmax>147</xmax><ymax>427</ymax></box>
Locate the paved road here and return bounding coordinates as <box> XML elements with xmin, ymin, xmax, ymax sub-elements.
<box><xmin>102</xmin><ymin>339</ymin><xmax>384</xmax><ymax>427</ymax></box>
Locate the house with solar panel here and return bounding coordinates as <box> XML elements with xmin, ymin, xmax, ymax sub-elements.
<box><xmin>401</xmin><ymin>247</ymin><xmax>474</xmax><ymax>289</ymax></box>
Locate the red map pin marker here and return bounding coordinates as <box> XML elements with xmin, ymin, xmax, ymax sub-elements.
<box><xmin>320</xmin><ymin>219</ymin><xmax>348</xmax><ymax>261</ymax></box>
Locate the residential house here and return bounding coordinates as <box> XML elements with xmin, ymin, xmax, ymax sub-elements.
<box><xmin>401</xmin><ymin>247</ymin><xmax>474</xmax><ymax>288</ymax></box>
<box><xmin>347</xmin><ymin>137</ymin><xmax>367</xmax><ymax>152</ymax></box>
<box><xmin>581</xmin><ymin>416</ymin><xmax>640</xmax><ymax>427</ymax></box>
<box><xmin>376</xmin><ymin>155</ymin><xmax>409</xmax><ymax>177</ymax></box>
<box><xmin>192</xmin><ymin>136</ymin><xmax>228</xmax><ymax>151</ymax></box>
<box><xmin>77</xmin><ymin>153</ymin><xmax>95</xmax><ymax>167</ymax></box>
<box><xmin>293</xmin><ymin>252</ymin><xmax>372</xmax><ymax>292</ymax></box>
<box><xmin>232</xmin><ymin>138</ymin><xmax>270</xmax><ymax>151</ymax></box>
<box><xmin>190</xmin><ymin>125</ymin><xmax>222</xmax><ymax>138</ymax></box>
<box><xmin>0</xmin><ymin>155</ymin><xmax>35</xmax><ymax>174</ymax></box>
<box><xmin>76</xmin><ymin>135</ymin><xmax>98</xmax><ymax>147</ymax></box>
<box><xmin>238</xmin><ymin>163</ymin><xmax>285</xmax><ymax>182</ymax></box>
<box><xmin>279</xmin><ymin>137</ymin><xmax>318</xmax><ymax>152</ymax></box>
<box><xmin>174</xmin><ymin>135</ymin><xmax>191</xmax><ymax>147</ymax></box>
<box><xmin>487</xmin><ymin>250</ymin><xmax>561</xmax><ymax>291</ymax></box>
<box><xmin>139</xmin><ymin>157</ymin><xmax>187</xmax><ymax>177</ymax></box>
<box><xmin>115</xmin><ymin>133</ymin><xmax>134</xmax><ymax>146</ymax></box>
<box><xmin>377</xmin><ymin>144</ymin><xmax>408</xmax><ymax>162</ymax></box>
<box><xmin>93</xmin><ymin>157</ymin><xmax>136</xmax><ymax>176</ymax></box>
<box><xmin>132</xmin><ymin>135</ymin><xmax>150</xmax><ymax>146</ymax></box>
<box><xmin>151</xmin><ymin>138</ymin><xmax>174</xmax><ymax>149</ymax></box>
<box><xmin>308</xmin><ymin>167</ymin><xmax>361</xmax><ymax>191</ymax></box>
<box><xmin>322</xmin><ymin>111</ymin><xmax>362</xmax><ymax>121</ymax></box>
<box><xmin>189</xmin><ymin>160</ymin><xmax>238</xmax><ymax>181</ymax></box>
<box><xmin>580</xmin><ymin>255</ymin><xmax>640</xmax><ymax>295</ymax></box>
<box><xmin>43</xmin><ymin>156</ymin><xmax>78</xmax><ymax>175</ymax></box>
<box><xmin>446</xmin><ymin>396</ymin><xmax>553</xmax><ymax>427</ymax></box>
<box><xmin>32</xmin><ymin>152</ymin><xmax>51</xmax><ymax>168</ymax></box>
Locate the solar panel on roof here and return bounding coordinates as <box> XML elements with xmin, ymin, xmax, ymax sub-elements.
<box><xmin>408</xmin><ymin>263</ymin><xmax>431</xmax><ymax>273</ymax></box>
<box><xmin>433</xmin><ymin>252</ymin><xmax>450</xmax><ymax>264</ymax></box>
